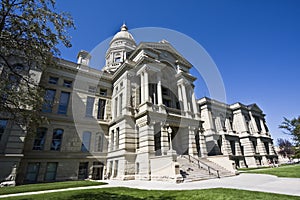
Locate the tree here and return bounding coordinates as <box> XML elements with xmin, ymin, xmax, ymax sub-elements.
<box><xmin>0</xmin><ymin>0</ymin><xmax>74</xmax><ymax>131</ymax></box>
<box><xmin>279</xmin><ymin>116</ymin><xmax>300</xmax><ymax>146</ymax></box>
<box><xmin>277</xmin><ymin>138</ymin><xmax>294</xmax><ymax>159</ymax></box>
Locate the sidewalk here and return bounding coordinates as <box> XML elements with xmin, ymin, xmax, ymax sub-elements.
<box><xmin>0</xmin><ymin>174</ymin><xmax>299</xmax><ymax>198</ymax></box>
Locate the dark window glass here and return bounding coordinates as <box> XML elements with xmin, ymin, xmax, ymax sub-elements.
<box><xmin>25</xmin><ymin>163</ymin><xmax>40</xmax><ymax>183</ymax></box>
<box><xmin>78</xmin><ymin>162</ymin><xmax>88</xmax><ymax>180</ymax></box>
<box><xmin>100</xmin><ymin>89</ymin><xmax>107</xmax><ymax>96</ymax></box>
<box><xmin>49</xmin><ymin>77</ymin><xmax>58</xmax><ymax>84</ymax></box>
<box><xmin>44</xmin><ymin>162</ymin><xmax>58</xmax><ymax>181</ymax></box>
<box><xmin>57</xmin><ymin>92</ymin><xmax>70</xmax><ymax>114</ymax></box>
<box><xmin>33</xmin><ymin>127</ymin><xmax>47</xmax><ymax>150</ymax></box>
<box><xmin>95</xmin><ymin>133</ymin><xmax>103</xmax><ymax>152</ymax></box>
<box><xmin>85</xmin><ymin>96</ymin><xmax>95</xmax><ymax>117</ymax></box>
<box><xmin>97</xmin><ymin>99</ymin><xmax>106</xmax><ymax>119</ymax></box>
<box><xmin>63</xmin><ymin>80</ymin><xmax>72</xmax><ymax>88</ymax></box>
<box><xmin>51</xmin><ymin>129</ymin><xmax>63</xmax><ymax>151</ymax></box>
<box><xmin>81</xmin><ymin>131</ymin><xmax>91</xmax><ymax>152</ymax></box>
<box><xmin>42</xmin><ymin>89</ymin><xmax>56</xmax><ymax>113</ymax></box>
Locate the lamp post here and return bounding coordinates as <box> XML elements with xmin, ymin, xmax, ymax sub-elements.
<box><xmin>167</xmin><ymin>126</ymin><xmax>173</xmax><ymax>150</ymax></box>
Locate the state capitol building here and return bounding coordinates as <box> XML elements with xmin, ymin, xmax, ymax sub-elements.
<box><xmin>0</xmin><ymin>24</ymin><xmax>277</xmax><ymax>184</ymax></box>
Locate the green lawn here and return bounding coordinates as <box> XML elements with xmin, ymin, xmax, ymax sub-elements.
<box><xmin>239</xmin><ymin>164</ymin><xmax>300</xmax><ymax>178</ymax></box>
<box><xmin>0</xmin><ymin>180</ymin><xmax>106</xmax><ymax>195</ymax></box>
<box><xmin>2</xmin><ymin>187</ymin><xmax>300</xmax><ymax>200</ymax></box>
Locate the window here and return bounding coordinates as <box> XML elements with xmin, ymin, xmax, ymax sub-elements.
<box><xmin>162</xmin><ymin>87</ymin><xmax>168</xmax><ymax>96</ymax></box>
<box><xmin>88</xmin><ymin>86</ymin><xmax>96</xmax><ymax>93</ymax></box>
<box><xmin>63</xmin><ymin>80</ymin><xmax>72</xmax><ymax>88</ymax></box>
<box><xmin>42</xmin><ymin>89</ymin><xmax>56</xmax><ymax>113</ymax></box>
<box><xmin>119</xmin><ymin>93</ymin><xmax>123</xmax><ymax>116</ymax></box>
<box><xmin>116</xmin><ymin>128</ymin><xmax>120</xmax><ymax>149</ymax></box>
<box><xmin>85</xmin><ymin>96</ymin><xmax>95</xmax><ymax>117</ymax></box>
<box><xmin>78</xmin><ymin>162</ymin><xmax>88</xmax><ymax>180</ymax></box>
<box><xmin>114</xmin><ymin>97</ymin><xmax>118</xmax><ymax>118</ymax></box>
<box><xmin>44</xmin><ymin>162</ymin><xmax>58</xmax><ymax>181</ymax></box>
<box><xmin>97</xmin><ymin>99</ymin><xmax>106</xmax><ymax>119</ymax></box>
<box><xmin>0</xmin><ymin>119</ymin><xmax>8</xmax><ymax>141</ymax></box>
<box><xmin>48</xmin><ymin>77</ymin><xmax>58</xmax><ymax>84</ymax></box>
<box><xmin>81</xmin><ymin>131</ymin><xmax>91</xmax><ymax>152</ymax></box>
<box><xmin>33</xmin><ymin>127</ymin><xmax>47</xmax><ymax>150</ymax></box>
<box><xmin>25</xmin><ymin>163</ymin><xmax>40</xmax><ymax>183</ymax></box>
<box><xmin>252</xmin><ymin>141</ymin><xmax>258</xmax><ymax>154</ymax></box>
<box><xmin>230</xmin><ymin>140</ymin><xmax>236</xmax><ymax>155</ymax></box>
<box><xmin>100</xmin><ymin>89</ymin><xmax>107</xmax><ymax>96</ymax></box>
<box><xmin>95</xmin><ymin>133</ymin><xmax>103</xmax><ymax>152</ymax></box>
<box><xmin>51</xmin><ymin>129</ymin><xmax>63</xmax><ymax>151</ymax></box>
<box><xmin>264</xmin><ymin>142</ymin><xmax>270</xmax><ymax>154</ymax></box>
<box><xmin>57</xmin><ymin>92</ymin><xmax>70</xmax><ymax>114</ymax></box>
<box><xmin>114</xmin><ymin>57</ymin><xmax>121</xmax><ymax>63</ymax></box>
<box><xmin>254</xmin><ymin>116</ymin><xmax>262</xmax><ymax>132</ymax></box>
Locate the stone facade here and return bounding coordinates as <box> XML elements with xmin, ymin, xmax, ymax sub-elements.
<box><xmin>0</xmin><ymin>24</ymin><xmax>277</xmax><ymax>184</ymax></box>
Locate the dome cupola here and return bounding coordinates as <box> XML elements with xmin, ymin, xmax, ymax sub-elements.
<box><xmin>103</xmin><ymin>23</ymin><xmax>136</xmax><ymax>73</ymax></box>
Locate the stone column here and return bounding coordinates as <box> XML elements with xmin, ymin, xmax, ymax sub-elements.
<box><xmin>160</xmin><ymin>125</ymin><xmax>169</xmax><ymax>155</ymax></box>
<box><xmin>157</xmin><ymin>74</ymin><xmax>163</xmax><ymax>105</ymax></box>
<box><xmin>188</xmin><ymin>127</ymin><xmax>197</xmax><ymax>156</ymax></box>
<box><xmin>191</xmin><ymin>91</ymin><xmax>198</xmax><ymax>114</ymax></box>
<box><xmin>140</xmin><ymin>73</ymin><xmax>144</xmax><ymax>103</ymax></box>
<box><xmin>181</xmin><ymin>84</ymin><xmax>189</xmax><ymax>112</ymax></box>
<box><xmin>198</xmin><ymin>128</ymin><xmax>208</xmax><ymax>157</ymax></box>
<box><xmin>144</xmin><ymin>70</ymin><xmax>149</xmax><ymax>102</ymax></box>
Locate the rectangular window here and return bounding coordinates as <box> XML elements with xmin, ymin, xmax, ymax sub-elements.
<box><xmin>95</xmin><ymin>133</ymin><xmax>103</xmax><ymax>152</ymax></box>
<box><xmin>264</xmin><ymin>142</ymin><xmax>270</xmax><ymax>154</ymax></box>
<box><xmin>81</xmin><ymin>131</ymin><xmax>91</xmax><ymax>152</ymax></box>
<box><xmin>25</xmin><ymin>162</ymin><xmax>40</xmax><ymax>183</ymax></box>
<box><xmin>230</xmin><ymin>140</ymin><xmax>236</xmax><ymax>155</ymax></box>
<box><xmin>51</xmin><ymin>129</ymin><xmax>64</xmax><ymax>151</ymax></box>
<box><xmin>57</xmin><ymin>92</ymin><xmax>70</xmax><ymax>114</ymax></box>
<box><xmin>114</xmin><ymin>97</ymin><xmax>118</xmax><ymax>118</ymax></box>
<box><xmin>33</xmin><ymin>128</ymin><xmax>47</xmax><ymax>150</ymax></box>
<box><xmin>85</xmin><ymin>96</ymin><xmax>95</xmax><ymax>117</ymax></box>
<box><xmin>97</xmin><ymin>99</ymin><xmax>106</xmax><ymax>119</ymax></box>
<box><xmin>0</xmin><ymin>119</ymin><xmax>8</xmax><ymax>141</ymax></box>
<box><xmin>42</xmin><ymin>89</ymin><xmax>56</xmax><ymax>113</ymax></box>
<box><xmin>116</xmin><ymin>128</ymin><xmax>120</xmax><ymax>149</ymax></box>
<box><xmin>63</xmin><ymin>80</ymin><xmax>72</xmax><ymax>88</ymax></box>
<box><xmin>100</xmin><ymin>89</ymin><xmax>107</xmax><ymax>96</ymax></box>
<box><xmin>88</xmin><ymin>86</ymin><xmax>96</xmax><ymax>93</ymax></box>
<box><xmin>78</xmin><ymin>162</ymin><xmax>88</xmax><ymax>180</ymax></box>
<box><xmin>110</xmin><ymin>130</ymin><xmax>114</xmax><ymax>151</ymax></box>
<box><xmin>48</xmin><ymin>77</ymin><xmax>58</xmax><ymax>84</ymax></box>
<box><xmin>119</xmin><ymin>93</ymin><xmax>123</xmax><ymax>116</ymax></box>
<box><xmin>44</xmin><ymin>162</ymin><xmax>58</xmax><ymax>181</ymax></box>
<box><xmin>252</xmin><ymin>141</ymin><xmax>258</xmax><ymax>154</ymax></box>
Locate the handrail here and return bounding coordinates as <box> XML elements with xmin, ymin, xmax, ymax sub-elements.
<box><xmin>183</xmin><ymin>155</ymin><xmax>220</xmax><ymax>178</ymax></box>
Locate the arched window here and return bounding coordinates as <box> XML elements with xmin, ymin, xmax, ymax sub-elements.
<box><xmin>51</xmin><ymin>129</ymin><xmax>64</xmax><ymax>151</ymax></box>
<box><xmin>95</xmin><ymin>132</ymin><xmax>103</xmax><ymax>152</ymax></box>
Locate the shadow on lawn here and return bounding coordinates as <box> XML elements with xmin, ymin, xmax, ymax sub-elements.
<box><xmin>70</xmin><ymin>191</ymin><xmax>175</xmax><ymax>200</ymax></box>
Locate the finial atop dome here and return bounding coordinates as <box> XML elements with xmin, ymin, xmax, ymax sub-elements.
<box><xmin>121</xmin><ymin>23</ymin><xmax>128</xmax><ymax>31</ymax></box>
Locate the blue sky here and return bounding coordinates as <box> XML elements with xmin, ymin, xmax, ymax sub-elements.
<box><xmin>55</xmin><ymin>0</ymin><xmax>300</xmax><ymax>144</ymax></box>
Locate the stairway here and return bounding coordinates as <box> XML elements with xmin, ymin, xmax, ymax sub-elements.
<box><xmin>177</xmin><ymin>156</ymin><xmax>216</xmax><ymax>182</ymax></box>
<box><xmin>177</xmin><ymin>155</ymin><xmax>235</xmax><ymax>182</ymax></box>
<box><xmin>198</xmin><ymin>157</ymin><xmax>235</xmax><ymax>178</ymax></box>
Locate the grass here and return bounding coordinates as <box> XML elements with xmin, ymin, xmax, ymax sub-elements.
<box><xmin>0</xmin><ymin>180</ymin><xmax>106</xmax><ymax>195</ymax></box>
<box><xmin>2</xmin><ymin>187</ymin><xmax>300</xmax><ymax>200</ymax></box>
<box><xmin>239</xmin><ymin>164</ymin><xmax>300</xmax><ymax>178</ymax></box>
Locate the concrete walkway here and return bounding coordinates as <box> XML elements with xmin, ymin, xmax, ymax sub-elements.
<box><xmin>0</xmin><ymin>174</ymin><xmax>299</xmax><ymax>198</ymax></box>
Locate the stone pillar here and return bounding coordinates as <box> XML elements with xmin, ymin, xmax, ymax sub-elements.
<box><xmin>198</xmin><ymin>129</ymin><xmax>208</xmax><ymax>157</ymax></box>
<box><xmin>157</xmin><ymin>75</ymin><xmax>163</xmax><ymax>105</ymax></box>
<box><xmin>160</xmin><ymin>125</ymin><xmax>169</xmax><ymax>155</ymax></box>
<box><xmin>249</xmin><ymin>111</ymin><xmax>259</xmax><ymax>134</ymax></box>
<box><xmin>191</xmin><ymin>91</ymin><xmax>198</xmax><ymax>114</ymax></box>
<box><xmin>257</xmin><ymin>138</ymin><xmax>268</xmax><ymax>165</ymax></box>
<box><xmin>144</xmin><ymin>71</ymin><xmax>149</xmax><ymax>102</ymax></box>
<box><xmin>260</xmin><ymin>119</ymin><xmax>267</xmax><ymax>134</ymax></box>
<box><xmin>181</xmin><ymin>84</ymin><xmax>189</xmax><ymax>112</ymax></box>
<box><xmin>240</xmin><ymin>137</ymin><xmax>257</xmax><ymax>167</ymax></box>
<box><xmin>140</xmin><ymin>73</ymin><xmax>144</xmax><ymax>103</ymax></box>
<box><xmin>188</xmin><ymin>127</ymin><xmax>197</xmax><ymax>156</ymax></box>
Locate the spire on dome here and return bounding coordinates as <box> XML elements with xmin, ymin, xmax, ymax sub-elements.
<box><xmin>121</xmin><ymin>23</ymin><xmax>128</xmax><ymax>31</ymax></box>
